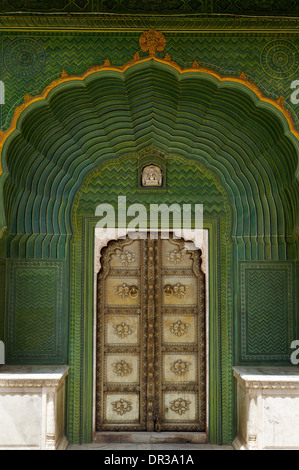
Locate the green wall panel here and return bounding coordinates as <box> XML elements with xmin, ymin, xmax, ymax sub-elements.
<box><xmin>240</xmin><ymin>262</ymin><xmax>296</xmax><ymax>362</ymax></box>
<box><xmin>5</xmin><ymin>260</ymin><xmax>67</xmax><ymax>363</ymax></box>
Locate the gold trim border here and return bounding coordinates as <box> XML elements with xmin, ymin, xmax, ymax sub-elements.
<box><xmin>0</xmin><ymin>53</ymin><xmax>298</xmax><ymax>176</ymax></box>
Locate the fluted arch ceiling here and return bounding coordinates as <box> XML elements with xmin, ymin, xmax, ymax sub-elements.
<box><xmin>0</xmin><ymin>58</ymin><xmax>298</xmax><ymax>251</ymax></box>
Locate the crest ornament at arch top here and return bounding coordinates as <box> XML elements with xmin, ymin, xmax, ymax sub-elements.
<box><xmin>139</xmin><ymin>30</ymin><xmax>166</xmax><ymax>56</ymax></box>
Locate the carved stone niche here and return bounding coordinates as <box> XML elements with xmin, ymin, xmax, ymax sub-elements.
<box><xmin>141</xmin><ymin>165</ymin><xmax>163</xmax><ymax>187</ymax></box>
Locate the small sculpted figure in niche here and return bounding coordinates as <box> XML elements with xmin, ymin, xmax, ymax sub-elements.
<box><xmin>142</xmin><ymin>165</ymin><xmax>162</xmax><ymax>187</ymax></box>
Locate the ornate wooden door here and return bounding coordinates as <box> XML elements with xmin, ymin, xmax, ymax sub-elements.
<box><xmin>96</xmin><ymin>234</ymin><xmax>206</xmax><ymax>432</ymax></box>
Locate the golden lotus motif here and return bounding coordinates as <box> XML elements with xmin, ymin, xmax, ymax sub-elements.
<box><xmin>139</xmin><ymin>30</ymin><xmax>166</xmax><ymax>56</ymax></box>
<box><xmin>172</xmin><ymin>283</ymin><xmax>189</xmax><ymax>298</ymax></box>
<box><xmin>170</xmin><ymin>359</ymin><xmax>191</xmax><ymax>376</ymax></box>
<box><xmin>118</xmin><ymin>250</ymin><xmax>136</xmax><ymax>266</ymax></box>
<box><xmin>113</xmin><ymin>322</ymin><xmax>134</xmax><ymax>338</ymax></box>
<box><xmin>112</xmin><ymin>398</ymin><xmax>133</xmax><ymax>416</ymax></box>
<box><xmin>170</xmin><ymin>320</ymin><xmax>190</xmax><ymax>337</ymax></box>
<box><xmin>166</xmin><ymin>249</ymin><xmax>185</xmax><ymax>264</ymax></box>
<box><xmin>113</xmin><ymin>360</ymin><xmax>133</xmax><ymax>377</ymax></box>
<box><xmin>170</xmin><ymin>397</ymin><xmax>191</xmax><ymax>415</ymax></box>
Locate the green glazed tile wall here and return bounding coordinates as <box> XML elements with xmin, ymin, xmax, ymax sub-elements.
<box><xmin>240</xmin><ymin>262</ymin><xmax>295</xmax><ymax>361</ymax></box>
<box><xmin>1</xmin><ymin>32</ymin><xmax>299</xmax><ymax>131</ymax></box>
<box><xmin>5</xmin><ymin>260</ymin><xmax>66</xmax><ymax>363</ymax></box>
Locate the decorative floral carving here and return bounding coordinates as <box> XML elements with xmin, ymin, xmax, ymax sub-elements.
<box><xmin>164</xmin><ymin>283</ymin><xmax>189</xmax><ymax>298</ymax></box>
<box><xmin>111</xmin><ymin>398</ymin><xmax>132</xmax><ymax>416</ymax></box>
<box><xmin>173</xmin><ymin>283</ymin><xmax>189</xmax><ymax>298</ymax></box>
<box><xmin>117</xmin><ymin>250</ymin><xmax>136</xmax><ymax>266</ymax></box>
<box><xmin>114</xmin><ymin>283</ymin><xmax>130</xmax><ymax>298</ymax></box>
<box><xmin>4</xmin><ymin>38</ymin><xmax>46</xmax><ymax>79</ymax></box>
<box><xmin>112</xmin><ymin>322</ymin><xmax>134</xmax><ymax>338</ymax></box>
<box><xmin>170</xmin><ymin>359</ymin><xmax>191</xmax><ymax>375</ymax></box>
<box><xmin>114</xmin><ymin>283</ymin><xmax>139</xmax><ymax>299</ymax></box>
<box><xmin>169</xmin><ymin>397</ymin><xmax>191</xmax><ymax>415</ymax></box>
<box><xmin>113</xmin><ymin>360</ymin><xmax>133</xmax><ymax>377</ymax></box>
<box><xmin>166</xmin><ymin>249</ymin><xmax>185</xmax><ymax>264</ymax></box>
<box><xmin>139</xmin><ymin>30</ymin><xmax>166</xmax><ymax>56</ymax></box>
<box><xmin>170</xmin><ymin>320</ymin><xmax>190</xmax><ymax>337</ymax></box>
<box><xmin>261</xmin><ymin>39</ymin><xmax>299</xmax><ymax>80</ymax></box>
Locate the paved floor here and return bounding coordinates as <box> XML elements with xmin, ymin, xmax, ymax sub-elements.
<box><xmin>68</xmin><ymin>443</ymin><xmax>233</xmax><ymax>450</ymax></box>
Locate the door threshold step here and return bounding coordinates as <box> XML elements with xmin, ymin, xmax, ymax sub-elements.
<box><xmin>94</xmin><ymin>432</ymin><xmax>208</xmax><ymax>445</ymax></box>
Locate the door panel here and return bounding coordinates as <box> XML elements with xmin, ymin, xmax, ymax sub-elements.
<box><xmin>105</xmin><ymin>353</ymin><xmax>140</xmax><ymax>384</ymax></box>
<box><xmin>163</xmin><ymin>353</ymin><xmax>198</xmax><ymax>383</ymax></box>
<box><xmin>96</xmin><ymin>238</ymin><xmax>146</xmax><ymax>431</ymax></box>
<box><xmin>96</xmin><ymin>235</ymin><xmax>206</xmax><ymax>433</ymax></box>
<box><xmin>162</xmin><ymin>314</ymin><xmax>197</xmax><ymax>344</ymax></box>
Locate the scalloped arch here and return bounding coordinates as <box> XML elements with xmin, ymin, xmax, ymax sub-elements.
<box><xmin>0</xmin><ymin>56</ymin><xmax>298</xmax><ymax>258</ymax></box>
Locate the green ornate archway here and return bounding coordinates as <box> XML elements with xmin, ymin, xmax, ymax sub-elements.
<box><xmin>0</xmin><ymin>56</ymin><xmax>298</xmax><ymax>254</ymax></box>
<box><xmin>0</xmin><ymin>57</ymin><xmax>298</xmax><ymax>444</ymax></box>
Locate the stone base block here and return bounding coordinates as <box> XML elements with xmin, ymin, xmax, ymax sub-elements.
<box><xmin>0</xmin><ymin>365</ymin><xmax>69</xmax><ymax>450</ymax></box>
<box><xmin>233</xmin><ymin>366</ymin><xmax>299</xmax><ymax>450</ymax></box>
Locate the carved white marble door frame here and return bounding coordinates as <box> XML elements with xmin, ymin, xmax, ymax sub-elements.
<box><xmin>92</xmin><ymin>228</ymin><xmax>209</xmax><ymax>438</ymax></box>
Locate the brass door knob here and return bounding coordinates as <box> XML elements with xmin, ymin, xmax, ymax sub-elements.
<box><xmin>129</xmin><ymin>285</ymin><xmax>139</xmax><ymax>298</ymax></box>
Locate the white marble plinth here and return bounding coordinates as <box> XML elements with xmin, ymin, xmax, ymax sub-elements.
<box><xmin>233</xmin><ymin>366</ymin><xmax>299</xmax><ymax>450</ymax></box>
<box><xmin>0</xmin><ymin>365</ymin><xmax>69</xmax><ymax>450</ymax></box>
